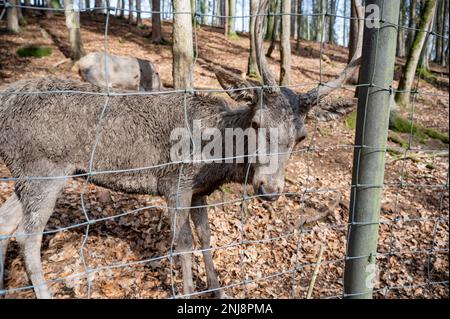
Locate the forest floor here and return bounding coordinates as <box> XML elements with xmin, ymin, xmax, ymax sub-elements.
<box><xmin>0</xmin><ymin>13</ymin><xmax>448</xmax><ymax>299</ymax></box>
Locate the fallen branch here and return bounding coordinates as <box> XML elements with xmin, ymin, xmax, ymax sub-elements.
<box><xmin>306</xmin><ymin>245</ymin><xmax>325</xmax><ymax>299</ymax></box>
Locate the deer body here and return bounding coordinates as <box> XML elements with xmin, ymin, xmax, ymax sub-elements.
<box><xmin>77</xmin><ymin>52</ymin><xmax>163</xmax><ymax>92</ymax></box>
<box><xmin>0</xmin><ymin>77</ymin><xmax>274</xmax><ymax>299</ymax></box>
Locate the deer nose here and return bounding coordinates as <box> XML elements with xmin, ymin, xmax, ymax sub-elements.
<box><xmin>257</xmin><ymin>183</ymin><xmax>281</xmax><ymax>202</ymax></box>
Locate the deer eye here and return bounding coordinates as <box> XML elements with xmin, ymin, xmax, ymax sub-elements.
<box><xmin>297</xmin><ymin>135</ymin><xmax>307</xmax><ymax>143</ymax></box>
<box><xmin>251</xmin><ymin>121</ymin><xmax>259</xmax><ymax>130</ymax></box>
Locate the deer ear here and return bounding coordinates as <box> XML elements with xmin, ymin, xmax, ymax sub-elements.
<box><xmin>215</xmin><ymin>69</ymin><xmax>257</xmax><ymax>103</ymax></box>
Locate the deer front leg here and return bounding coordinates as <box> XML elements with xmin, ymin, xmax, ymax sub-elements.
<box><xmin>190</xmin><ymin>196</ymin><xmax>227</xmax><ymax>299</ymax></box>
<box><xmin>168</xmin><ymin>192</ymin><xmax>195</xmax><ymax>298</ymax></box>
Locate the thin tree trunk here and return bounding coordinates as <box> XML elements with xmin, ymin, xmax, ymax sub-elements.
<box><xmin>295</xmin><ymin>0</ymin><xmax>302</xmax><ymax>50</ymax></box>
<box><xmin>396</xmin><ymin>0</ymin><xmax>406</xmax><ymax>57</ymax></box>
<box><xmin>395</xmin><ymin>0</ymin><xmax>437</xmax><ymax>107</ymax></box>
<box><xmin>442</xmin><ymin>0</ymin><xmax>449</xmax><ymax>66</ymax></box>
<box><xmin>201</xmin><ymin>0</ymin><xmax>208</xmax><ymax>25</ymax></box>
<box><xmin>136</xmin><ymin>0</ymin><xmax>142</xmax><ymax>25</ymax></box>
<box><xmin>266</xmin><ymin>0</ymin><xmax>280</xmax><ymax>57</ymax></box>
<box><xmin>347</xmin><ymin>0</ymin><xmax>363</xmax><ymax>85</ymax></box>
<box><xmin>328</xmin><ymin>0</ymin><xmax>336</xmax><ymax>44</ymax></box>
<box><xmin>247</xmin><ymin>0</ymin><xmax>259</xmax><ymax>78</ymax></box>
<box><xmin>407</xmin><ymin>0</ymin><xmax>417</xmax><ymax>51</ymax></box>
<box><xmin>94</xmin><ymin>0</ymin><xmax>104</xmax><ymax>14</ymax></box>
<box><xmin>64</xmin><ymin>0</ymin><xmax>86</xmax><ymax>61</ymax></box>
<box><xmin>118</xmin><ymin>0</ymin><xmax>125</xmax><ymax>17</ymax></box>
<box><xmin>280</xmin><ymin>0</ymin><xmax>291</xmax><ymax>85</ymax></box>
<box><xmin>265</xmin><ymin>0</ymin><xmax>276</xmax><ymax>40</ymax></box>
<box><xmin>227</xmin><ymin>0</ymin><xmax>236</xmax><ymax>37</ymax></box>
<box><xmin>7</xmin><ymin>0</ymin><xmax>20</xmax><ymax>33</ymax></box>
<box><xmin>128</xmin><ymin>0</ymin><xmax>134</xmax><ymax>23</ymax></box>
<box><xmin>434</xmin><ymin>0</ymin><xmax>444</xmax><ymax>63</ymax></box>
<box><xmin>291</xmin><ymin>0</ymin><xmax>296</xmax><ymax>39</ymax></box>
<box><xmin>172</xmin><ymin>0</ymin><xmax>194</xmax><ymax>89</ymax></box>
<box><xmin>224</xmin><ymin>0</ymin><xmax>229</xmax><ymax>35</ymax></box>
<box><xmin>343</xmin><ymin>0</ymin><xmax>347</xmax><ymax>46</ymax></box>
<box><xmin>152</xmin><ymin>0</ymin><xmax>162</xmax><ymax>43</ymax></box>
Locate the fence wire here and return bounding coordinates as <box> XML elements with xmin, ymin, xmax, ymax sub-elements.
<box><xmin>0</xmin><ymin>0</ymin><xmax>448</xmax><ymax>299</ymax></box>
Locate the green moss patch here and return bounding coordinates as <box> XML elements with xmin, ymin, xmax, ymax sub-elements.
<box><xmin>389</xmin><ymin>112</ymin><xmax>449</xmax><ymax>145</ymax></box>
<box><xmin>344</xmin><ymin>110</ymin><xmax>357</xmax><ymax>130</ymax></box>
<box><xmin>16</xmin><ymin>46</ymin><xmax>52</xmax><ymax>58</ymax></box>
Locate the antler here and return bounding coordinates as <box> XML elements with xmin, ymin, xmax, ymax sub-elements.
<box><xmin>254</xmin><ymin>0</ymin><xmax>280</xmax><ymax>93</ymax></box>
<box><xmin>297</xmin><ymin>0</ymin><xmax>364</xmax><ymax>113</ymax></box>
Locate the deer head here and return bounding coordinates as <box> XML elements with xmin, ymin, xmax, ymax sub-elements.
<box><xmin>215</xmin><ymin>0</ymin><xmax>363</xmax><ymax>201</ymax></box>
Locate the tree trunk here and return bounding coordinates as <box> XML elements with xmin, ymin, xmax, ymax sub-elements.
<box><xmin>343</xmin><ymin>0</ymin><xmax>347</xmax><ymax>46</ymax></box>
<box><xmin>152</xmin><ymin>0</ymin><xmax>162</xmax><ymax>43</ymax></box>
<box><xmin>295</xmin><ymin>0</ymin><xmax>302</xmax><ymax>50</ymax></box>
<box><xmin>223</xmin><ymin>0</ymin><xmax>229</xmax><ymax>35</ymax></box>
<box><xmin>328</xmin><ymin>0</ymin><xmax>336</xmax><ymax>44</ymax></box>
<box><xmin>396</xmin><ymin>0</ymin><xmax>406</xmax><ymax>57</ymax></box>
<box><xmin>280</xmin><ymin>0</ymin><xmax>291</xmax><ymax>85</ymax></box>
<box><xmin>172</xmin><ymin>0</ymin><xmax>194</xmax><ymax>89</ymax></box>
<box><xmin>315</xmin><ymin>0</ymin><xmax>326</xmax><ymax>42</ymax></box>
<box><xmin>265</xmin><ymin>0</ymin><xmax>276</xmax><ymax>40</ymax></box>
<box><xmin>64</xmin><ymin>0</ymin><xmax>86</xmax><ymax>61</ymax></box>
<box><xmin>227</xmin><ymin>0</ymin><xmax>236</xmax><ymax>37</ymax></box>
<box><xmin>247</xmin><ymin>0</ymin><xmax>259</xmax><ymax>78</ymax></box>
<box><xmin>128</xmin><ymin>0</ymin><xmax>134</xmax><ymax>23</ymax></box>
<box><xmin>266</xmin><ymin>0</ymin><xmax>280</xmax><ymax>58</ymax></box>
<box><xmin>395</xmin><ymin>0</ymin><xmax>437</xmax><ymax>107</ymax></box>
<box><xmin>7</xmin><ymin>0</ymin><xmax>20</xmax><ymax>33</ymax></box>
<box><xmin>94</xmin><ymin>0</ymin><xmax>104</xmax><ymax>14</ymax></box>
<box><xmin>118</xmin><ymin>0</ymin><xmax>125</xmax><ymax>17</ymax></box>
<box><xmin>434</xmin><ymin>0</ymin><xmax>444</xmax><ymax>63</ymax></box>
<box><xmin>347</xmin><ymin>0</ymin><xmax>363</xmax><ymax>85</ymax></box>
<box><xmin>291</xmin><ymin>0</ymin><xmax>296</xmax><ymax>39</ymax></box>
<box><xmin>201</xmin><ymin>0</ymin><xmax>208</xmax><ymax>25</ymax></box>
<box><xmin>407</xmin><ymin>0</ymin><xmax>417</xmax><ymax>51</ymax></box>
<box><xmin>136</xmin><ymin>0</ymin><xmax>142</xmax><ymax>25</ymax></box>
<box><xmin>442</xmin><ymin>0</ymin><xmax>449</xmax><ymax>67</ymax></box>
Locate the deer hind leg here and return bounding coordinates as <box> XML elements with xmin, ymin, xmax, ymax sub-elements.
<box><xmin>190</xmin><ymin>196</ymin><xmax>227</xmax><ymax>299</ymax></box>
<box><xmin>0</xmin><ymin>193</ymin><xmax>24</xmax><ymax>295</ymax></box>
<box><xmin>15</xmin><ymin>175</ymin><xmax>67</xmax><ymax>299</ymax></box>
<box><xmin>168</xmin><ymin>192</ymin><xmax>195</xmax><ymax>298</ymax></box>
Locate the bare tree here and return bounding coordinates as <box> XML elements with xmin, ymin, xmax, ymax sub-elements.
<box><xmin>201</xmin><ymin>0</ymin><xmax>209</xmax><ymax>25</ymax></box>
<box><xmin>347</xmin><ymin>0</ymin><xmax>363</xmax><ymax>84</ymax></box>
<box><xmin>172</xmin><ymin>0</ymin><xmax>194</xmax><ymax>89</ymax></box>
<box><xmin>94</xmin><ymin>0</ymin><xmax>104</xmax><ymax>14</ymax></box>
<box><xmin>434</xmin><ymin>0</ymin><xmax>445</xmax><ymax>64</ymax></box>
<box><xmin>280</xmin><ymin>0</ymin><xmax>291</xmax><ymax>85</ymax></box>
<box><xmin>247</xmin><ymin>0</ymin><xmax>260</xmax><ymax>78</ymax></box>
<box><xmin>328</xmin><ymin>0</ymin><xmax>336</xmax><ymax>44</ymax></box>
<box><xmin>136</xmin><ymin>0</ymin><xmax>142</xmax><ymax>25</ymax></box>
<box><xmin>64</xmin><ymin>0</ymin><xmax>86</xmax><ymax>61</ymax></box>
<box><xmin>295</xmin><ymin>0</ymin><xmax>302</xmax><ymax>50</ymax></box>
<box><xmin>227</xmin><ymin>0</ymin><xmax>237</xmax><ymax>37</ymax></box>
<box><xmin>266</xmin><ymin>0</ymin><xmax>280</xmax><ymax>58</ymax></box>
<box><xmin>151</xmin><ymin>0</ymin><xmax>162</xmax><ymax>43</ymax></box>
<box><xmin>395</xmin><ymin>0</ymin><xmax>437</xmax><ymax>107</ymax></box>
<box><xmin>7</xmin><ymin>0</ymin><xmax>20</xmax><ymax>33</ymax></box>
<box><xmin>397</xmin><ymin>0</ymin><xmax>407</xmax><ymax>58</ymax></box>
<box><xmin>407</xmin><ymin>0</ymin><xmax>417</xmax><ymax>52</ymax></box>
<box><xmin>129</xmin><ymin>0</ymin><xmax>134</xmax><ymax>23</ymax></box>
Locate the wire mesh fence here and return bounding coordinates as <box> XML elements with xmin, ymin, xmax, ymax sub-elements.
<box><xmin>0</xmin><ymin>0</ymin><xmax>448</xmax><ymax>299</ymax></box>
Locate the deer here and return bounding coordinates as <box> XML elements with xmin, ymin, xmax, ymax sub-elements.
<box><xmin>0</xmin><ymin>0</ymin><xmax>362</xmax><ymax>299</ymax></box>
<box><xmin>76</xmin><ymin>52</ymin><xmax>164</xmax><ymax>92</ymax></box>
